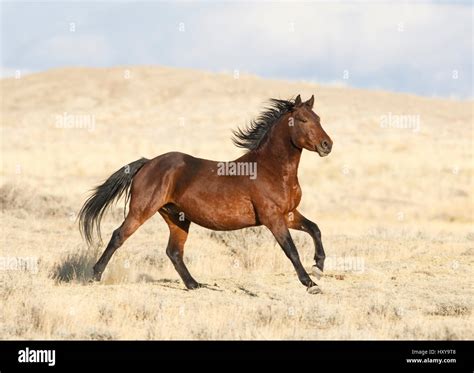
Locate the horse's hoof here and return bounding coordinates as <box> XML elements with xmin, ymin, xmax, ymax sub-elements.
<box><xmin>186</xmin><ymin>282</ymin><xmax>202</xmax><ymax>290</ymax></box>
<box><xmin>307</xmin><ymin>285</ymin><xmax>322</xmax><ymax>295</ymax></box>
<box><xmin>89</xmin><ymin>274</ymin><xmax>101</xmax><ymax>283</ymax></box>
<box><xmin>311</xmin><ymin>266</ymin><xmax>324</xmax><ymax>280</ymax></box>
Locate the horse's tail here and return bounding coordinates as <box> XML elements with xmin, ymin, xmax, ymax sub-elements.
<box><xmin>78</xmin><ymin>157</ymin><xmax>149</xmax><ymax>247</ymax></box>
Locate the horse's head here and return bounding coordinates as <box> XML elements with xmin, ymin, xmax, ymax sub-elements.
<box><xmin>289</xmin><ymin>94</ymin><xmax>333</xmax><ymax>157</ymax></box>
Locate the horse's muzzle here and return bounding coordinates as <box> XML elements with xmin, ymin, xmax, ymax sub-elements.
<box><xmin>316</xmin><ymin>139</ymin><xmax>332</xmax><ymax>156</ymax></box>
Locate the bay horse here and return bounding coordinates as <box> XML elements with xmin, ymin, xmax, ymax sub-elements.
<box><xmin>79</xmin><ymin>94</ymin><xmax>333</xmax><ymax>293</ymax></box>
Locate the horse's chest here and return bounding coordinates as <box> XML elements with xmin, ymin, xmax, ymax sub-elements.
<box><xmin>281</xmin><ymin>175</ymin><xmax>302</xmax><ymax>212</ymax></box>
<box><xmin>288</xmin><ymin>183</ymin><xmax>302</xmax><ymax>210</ymax></box>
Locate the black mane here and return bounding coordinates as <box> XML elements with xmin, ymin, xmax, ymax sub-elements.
<box><xmin>232</xmin><ymin>98</ymin><xmax>295</xmax><ymax>150</ymax></box>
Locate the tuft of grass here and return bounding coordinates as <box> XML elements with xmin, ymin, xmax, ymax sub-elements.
<box><xmin>87</xmin><ymin>329</ymin><xmax>115</xmax><ymax>340</ymax></box>
<box><xmin>428</xmin><ymin>303</ymin><xmax>471</xmax><ymax>317</ymax></box>
<box><xmin>50</xmin><ymin>248</ymin><xmax>98</xmax><ymax>283</ymax></box>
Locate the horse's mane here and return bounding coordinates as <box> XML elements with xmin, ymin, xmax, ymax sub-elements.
<box><xmin>232</xmin><ymin>98</ymin><xmax>295</xmax><ymax>151</ymax></box>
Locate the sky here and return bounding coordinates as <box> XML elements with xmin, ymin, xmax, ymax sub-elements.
<box><xmin>1</xmin><ymin>1</ymin><xmax>472</xmax><ymax>98</ymax></box>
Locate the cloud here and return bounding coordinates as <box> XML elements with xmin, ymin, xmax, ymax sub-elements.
<box><xmin>1</xmin><ymin>1</ymin><xmax>471</xmax><ymax>97</ymax></box>
<box><xmin>175</xmin><ymin>3</ymin><xmax>471</xmax><ymax>97</ymax></box>
<box><xmin>22</xmin><ymin>34</ymin><xmax>112</xmax><ymax>68</ymax></box>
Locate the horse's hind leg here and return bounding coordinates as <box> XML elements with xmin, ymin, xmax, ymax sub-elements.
<box><xmin>93</xmin><ymin>188</ymin><xmax>160</xmax><ymax>281</ymax></box>
<box><xmin>92</xmin><ymin>214</ymin><xmax>144</xmax><ymax>281</ymax></box>
<box><xmin>159</xmin><ymin>209</ymin><xmax>200</xmax><ymax>289</ymax></box>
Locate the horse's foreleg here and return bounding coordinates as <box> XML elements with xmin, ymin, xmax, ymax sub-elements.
<box><xmin>287</xmin><ymin>210</ymin><xmax>326</xmax><ymax>278</ymax></box>
<box><xmin>263</xmin><ymin>214</ymin><xmax>317</xmax><ymax>290</ymax></box>
<box><xmin>160</xmin><ymin>211</ymin><xmax>200</xmax><ymax>290</ymax></box>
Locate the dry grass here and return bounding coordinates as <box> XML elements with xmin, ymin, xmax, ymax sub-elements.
<box><xmin>0</xmin><ymin>66</ymin><xmax>472</xmax><ymax>339</ymax></box>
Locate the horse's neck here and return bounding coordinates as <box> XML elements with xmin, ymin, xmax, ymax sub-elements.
<box><xmin>250</xmin><ymin>117</ymin><xmax>302</xmax><ymax>179</ymax></box>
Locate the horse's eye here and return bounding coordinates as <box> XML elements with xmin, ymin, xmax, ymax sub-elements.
<box><xmin>295</xmin><ymin>115</ymin><xmax>307</xmax><ymax>123</ymax></box>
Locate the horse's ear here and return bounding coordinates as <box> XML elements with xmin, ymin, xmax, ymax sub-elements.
<box><xmin>295</xmin><ymin>94</ymin><xmax>302</xmax><ymax>106</ymax></box>
<box><xmin>305</xmin><ymin>95</ymin><xmax>314</xmax><ymax>109</ymax></box>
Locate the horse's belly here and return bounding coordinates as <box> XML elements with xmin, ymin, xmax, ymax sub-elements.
<box><xmin>175</xmin><ymin>193</ymin><xmax>257</xmax><ymax>230</ymax></box>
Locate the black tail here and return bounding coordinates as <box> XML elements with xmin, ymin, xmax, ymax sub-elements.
<box><xmin>78</xmin><ymin>157</ymin><xmax>149</xmax><ymax>247</ymax></box>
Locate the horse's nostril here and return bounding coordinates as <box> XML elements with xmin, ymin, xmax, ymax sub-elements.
<box><xmin>321</xmin><ymin>140</ymin><xmax>329</xmax><ymax>150</ymax></box>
